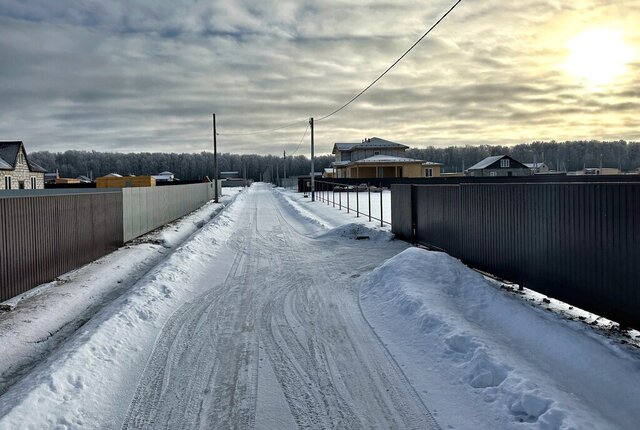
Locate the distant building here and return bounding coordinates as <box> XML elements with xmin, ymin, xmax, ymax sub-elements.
<box><xmin>579</xmin><ymin>167</ymin><xmax>621</xmax><ymax>175</ymax></box>
<box><xmin>524</xmin><ymin>162</ymin><xmax>550</xmax><ymax>174</ymax></box>
<box><xmin>466</xmin><ymin>155</ymin><xmax>532</xmax><ymax>177</ymax></box>
<box><xmin>76</xmin><ymin>175</ymin><xmax>92</xmax><ymax>183</ymax></box>
<box><xmin>54</xmin><ymin>178</ymin><xmax>81</xmax><ymax>184</ymax></box>
<box><xmin>153</xmin><ymin>171</ymin><xmax>175</xmax><ymax>182</ymax></box>
<box><xmin>96</xmin><ymin>175</ymin><xmax>156</xmax><ymax>188</ymax></box>
<box><xmin>220</xmin><ymin>171</ymin><xmax>240</xmax><ymax>179</ymax></box>
<box><xmin>422</xmin><ymin>162</ymin><xmax>443</xmax><ymax>178</ymax></box>
<box><xmin>322</xmin><ymin>168</ymin><xmax>335</xmax><ymax>179</ymax></box>
<box><xmin>0</xmin><ymin>141</ymin><xmax>46</xmax><ymax>190</ymax></box>
<box><xmin>331</xmin><ymin>137</ymin><xmax>426</xmax><ymax>179</ymax></box>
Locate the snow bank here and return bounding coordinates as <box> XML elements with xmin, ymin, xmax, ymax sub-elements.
<box><xmin>315</xmin><ymin>223</ymin><xmax>393</xmax><ymax>242</ymax></box>
<box><xmin>360</xmin><ymin>247</ymin><xmax>640</xmax><ymax>430</ymax></box>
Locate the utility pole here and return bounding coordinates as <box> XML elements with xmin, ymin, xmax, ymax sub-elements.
<box><xmin>283</xmin><ymin>150</ymin><xmax>287</xmax><ymax>188</ymax></box>
<box><xmin>309</xmin><ymin>117</ymin><xmax>315</xmax><ymax>202</ymax></box>
<box><xmin>212</xmin><ymin>113</ymin><xmax>219</xmax><ymax>203</ymax></box>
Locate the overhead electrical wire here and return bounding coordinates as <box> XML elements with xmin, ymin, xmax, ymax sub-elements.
<box><xmin>315</xmin><ymin>0</ymin><xmax>462</xmax><ymax>122</ymax></box>
<box><xmin>216</xmin><ymin>117</ymin><xmax>308</xmax><ymax>136</ymax></box>
<box><xmin>288</xmin><ymin>124</ymin><xmax>310</xmax><ymax>156</ymax></box>
<box><xmin>215</xmin><ymin>0</ymin><xmax>462</xmax><ymax>136</ymax></box>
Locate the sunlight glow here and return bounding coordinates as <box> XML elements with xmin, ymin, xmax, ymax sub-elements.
<box><xmin>564</xmin><ymin>28</ymin><xmax>634</xmax><ymax>87</ymax></box>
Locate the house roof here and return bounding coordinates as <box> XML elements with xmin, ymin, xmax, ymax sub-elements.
<box><xmin>157</xmin><ymin>171</ymin><xmax>174</xmax><ymax>175</ymax></box>
<box><xmin>332</xmin><ymin>137</ymin><xmax>409</xmax><ymax>154</ymax></box>
<box><xmin>323</xmin><ymin>168</ymin><xmax>334</xmax><ymax>173</ymax></box>
<box><xmin>422</xmin><ymin>161</ymin><xmax>443</xmax><ymax>166</ymax></box>
<box><xmin>524</xmin><ymin>162</ymin><xmax>546</xmax><ymax>169</ymax></box>
<box><xmin>351</xmin><ymin>154</ymin><xmax>423</xmax><ymax>164</ymax></box>
<box><xmin>0</xmin><ymin>141</ymin><xmax>47</xmax><ymax>172</ymax></box>
<box><xmin>0</xmin><ymin>141</ymin><xmax>21</xmax><ymax>170</ymax></box>
<box><xmin>29</xmin><ymin>161</ymin><xmax>47</xmax><ymax>173</ymax></box>
<box><xmin>467</xmin><ymin>155</ymin><xmax>505</xmax><ymax>170</ymax></box>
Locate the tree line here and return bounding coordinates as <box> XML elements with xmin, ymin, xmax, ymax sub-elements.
<box><xmin>30</xmin><ymin>151</ymin><xmax>334</xmax><ymax>181</ymax></box>
<box><xmin>406</xmin><ymin>140</ymin><xmax>640</xmax><ymax>173</ymax></box>
<box><xmin>30</xmin><ymin>140</ymin><xmax>640</xmax><ymax>181</ymax></box>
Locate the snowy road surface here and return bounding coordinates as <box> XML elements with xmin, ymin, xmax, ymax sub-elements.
<box><xmin>120</xmin><ymin>185</ymin><xmax>436</xmax><ymax>429</ymax></box>
<box><xmin>0</xmin><ymin>184</ymin><xmax>437</xmax><ymax>429</ymax></box>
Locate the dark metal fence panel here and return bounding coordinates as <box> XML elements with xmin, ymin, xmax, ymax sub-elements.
<box><xmin>0</xmin><ymin>192</ymin><xmax>122</xmax><ymax>302</ymax></box>
<box><xmin>414</xmin><ymin>185</ymin><xmax>462</xmax><ymax>256</ymax></box>
<box><xmin>391</xmin><ymin>185</ymin><xmax>412</xmax><ymax>239</ymax></box>
<box><xmin>393</xmin><ymin>181</ymin><xmax>640</xmax><ymax>329</ymax></box>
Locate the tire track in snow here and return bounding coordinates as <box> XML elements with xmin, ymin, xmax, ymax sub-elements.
<box><xmin>120</xmin><ymin>185</ymin><xmax>440</xmax><ymax>429</ymax></box>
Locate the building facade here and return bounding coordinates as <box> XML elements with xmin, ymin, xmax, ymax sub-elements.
<box><xmin>331</xmin><ymin>137</ymin><xmax>434</xmax><ymax>179</ymax></box>
<box><xmin>0</xmin><ymin>141</ymin><xmax>46</xmax><ymax>190</ymax></box>
<box><xmin>466</xmin><ymin>155</ymin><xmax>532</xmax><ymax>177</ymax></box>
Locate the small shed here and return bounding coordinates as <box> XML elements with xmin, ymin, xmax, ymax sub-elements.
<box><xmin>96</xmin><ymin>175</ymin><xmax>156</xmax><ymax>188</ymax></box>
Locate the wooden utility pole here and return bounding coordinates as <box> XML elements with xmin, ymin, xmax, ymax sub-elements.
<box><xmin>283</xmin><ymin>150</ymin><xmax>287</xmax><ymax>188</ymax></box>
<box><xmin>309</xmin><ymin>117</ymin><xmax>315</xmax><ymax>202</ymax></box>
<box><xmin>213</xmin><ymin>113</ymin><xmax>219</xmax><ymax>203</ymax></box>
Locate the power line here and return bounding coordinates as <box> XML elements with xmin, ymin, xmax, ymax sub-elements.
<box><xmin>289</xmin><ymin>124</ymin><xmax>310</xmax><ymax>156</ymax></box>
<box><xmin>216</xmin><ymin>117</ymin><xmax>308</xmax><ymax>136</ymax></box>
<box><xmin>315</xmin><ymin>0</ymin><xmax>462</xmax><ymax>122</ymax></box>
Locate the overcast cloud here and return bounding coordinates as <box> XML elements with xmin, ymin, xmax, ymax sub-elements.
<box><xmin>0</xmin><ymin>0</ymin><xmax>638</xmax><ymax>155</ymax></box>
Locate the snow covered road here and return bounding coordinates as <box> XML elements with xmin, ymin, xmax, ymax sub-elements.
<box><xmin>120</xmin><ymin>184</ymin><xmax>437</xmax><ymax>429</ymax></box>
<box><xmin>0</xmin><ymin>184</ymin><xmax>437</xmax><ymax>429</ymax></box>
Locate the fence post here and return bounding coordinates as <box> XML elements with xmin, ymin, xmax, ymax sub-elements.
<box><xmin>347</xmin><ymin>189</ymin><xmax>350</xmax><ymax>214</ymax></box>
<box><xmin>333</xmin><ymin>187</ymin><xmax>335</xmax><ymax>207</ymax></box>
<box><xmin>368</xmin><ymin>184</ymin><xmax>372</xmax><ymax>222</ymax></box>
<box><xmin>356</xmin><ymin>188</ymin><xmax>359</xmax><ymax>217</ymax></box>
<box><xmin>380</xmin><ymin>188</ymin><xmax>384</xmax><ymax>227</ymax></box>
<box><xmin>339</xmin><ymin>190</ymin><xmax>342</xmax><ymax>210</ymax></box>
<box><xmin>411</xmin><ymin>185</ymin><xmax>417</xmax><ymax>243</ymax></box>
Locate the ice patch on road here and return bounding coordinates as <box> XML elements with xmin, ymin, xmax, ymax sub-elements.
<box><xmin>360</xmin><ymin>247</ymin><xmax>640</xmax><ymax>429</ymax></box>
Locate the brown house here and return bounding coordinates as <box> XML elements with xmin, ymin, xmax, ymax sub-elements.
<box><xmin>331</xmin><ymin>137</ymin><xmax>433</xmax><ymax>179</ymax></box>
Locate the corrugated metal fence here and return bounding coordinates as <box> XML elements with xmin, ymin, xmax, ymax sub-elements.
<box><xmin>392</xmin><ymin>181</ymin><xmax>640</xmax><ymax>330</ymax></box>
<box><xmin>0</xmin><ymin>183</ymin><xmax>218</xmax><ymax>302</ymax></box>
<box><xmin>123</xmin><ymin>182</ymin><xmax>217</xmax><ymax>241</ymax></box>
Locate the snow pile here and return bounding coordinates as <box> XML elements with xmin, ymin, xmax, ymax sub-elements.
<box><xmin>360</xmin><ymin>247</ymin><xmax>640</xmax><ymax>430</ymax></box>
<box><xmin>0</xmin><ymin>189</ymin><xmax>242</xmax><ymax>396</ymax></box>
<box><xmin>0</xmin><ymin>191</ymin><xmax>247</xmax><ymax>428</ymax></box>
<box><xmin>315</xmin><ymin>223</ymin><xmax>393</xmax><ymax>242</ymax></box>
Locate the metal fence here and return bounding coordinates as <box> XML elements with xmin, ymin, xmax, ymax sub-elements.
<box><xmin>314</xmin><ymin>180</ymin><xmax>391</xmax><ymax>227</ymax></box>
<box><xmin>123</xmin><ymin>182</ymin><xmax>217</xmax><ymax>241</ymax></box>
<box><xmin>1</xmin><ymin>182</ymin><xmax>219</xmax><ymax>303</ymax></box>
<box><xmin>0</xmin><ymin>191</ymin><xmax>123</xmax><ymax>302</ymax></box>
<box><xmin>392</xmin><ymin>180</ymin><xmax>640</xmax><ymax>330</ymax></box>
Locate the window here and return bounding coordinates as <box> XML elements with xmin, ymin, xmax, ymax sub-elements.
<box><xmin>374</xmin><ymin>151</ymin><xmax>380</xmax><ymax>155</ymax></box>
<box><xmin>425</xmin><ymin>168</ymin><xmax>434</xmax><ymax>177</ymax></box>
<box><xmin>4</xmin><ymin>176</ymin><xmax>11</xmax><ymax>189</ymax></box>
<box><xmin>490</xmin><ymin>171</ymin><xmax>497</xmax><ymax>177</ymax></box>
<box><xmin>18</xmin><ymin>153</ymin><xmax>24</xmax><ymax>164</ymax></box>
<box><xmin>500</xmin><ymin>158</ymin><xmax>510</xmax><ymax>168</ymax></box>
<box><xmin>31</xmin><ymin>177</ymin><xmax>37</xmax><ymax>189</ymax></box>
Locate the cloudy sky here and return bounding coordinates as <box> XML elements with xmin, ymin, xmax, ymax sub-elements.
<box><xmin>1</xmin><ymin>0</ymin><xmax>639</xmax><ymax>155</ymax></box>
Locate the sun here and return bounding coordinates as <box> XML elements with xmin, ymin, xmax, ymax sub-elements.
<box><xmin>564</xmin><ymin>28</ymin><xmax>634</xmax><ymax>87</ymax></box>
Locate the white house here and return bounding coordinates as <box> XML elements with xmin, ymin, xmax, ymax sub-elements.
<box><xmin>152</xmin><ymin>171</ymin><xmax>175</xmax><ymax>182</ymax></box>
<box><xmin>0</xmin><ymin>141</ymin><xmax>46</xmax><ymax>190</ymax></box>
